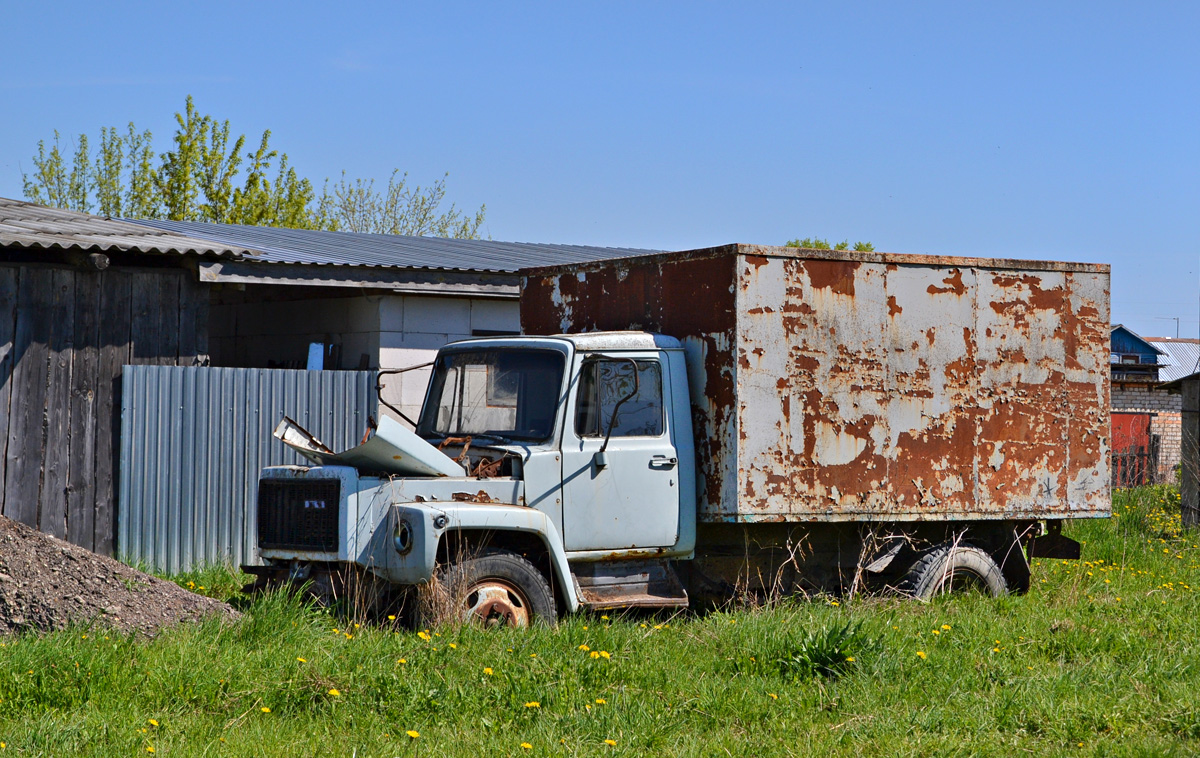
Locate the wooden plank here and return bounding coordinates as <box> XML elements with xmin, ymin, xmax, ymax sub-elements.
<box><xmin>0</xmin><ymin>266</ymin><xmax>19</xmax><ymax>515</ymax></box>
<box><xmin>94</xmin><ymin>269</ymin><xmax>132</xmax><ymax>555</ymax></box>
<box><xmin>67</xmin><ymin>270</ymin><xmax>101</xmax><ymax>549</ymax></box>
<box><xmin>129</xmin><ymin>272</ymin><xmax>162</xmax><ymax>365</ymax></box>
<box><xmin>4</xmin><ymin>268</ymin><xmax>53</xmax><ymax>527</ymax></box>
<box><xmin>178</xmin><ymin>271</ymin><xmax>209</xmax><ymax>366</ymax></box>
<box><xmin>38</xmin><ymin>268</ymin><xmax>76</xmax><ymax>539</ymax></box>
<box><xmin>159</xmin><ymin>272</ymin><xmax>182</xmax><ymax>366</ymax></box>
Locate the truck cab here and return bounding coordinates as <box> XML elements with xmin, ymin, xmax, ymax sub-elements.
<box><xmin>253</xmin><ymin>332</ymin><xmax>696</xmax><ymax>623</ymax></box>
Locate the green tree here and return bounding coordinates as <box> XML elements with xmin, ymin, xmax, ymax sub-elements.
<box><xmin>21</xmin><ymin>96</ymin><xmax>486</xmax><ymax>238</ymax></box>
<box><xmin>318</xmin><ymin>170</ymin><xmax>486</xmax><ymax>238</ymax></box>
<box><xmin>785</xmin><ymin>237</ymin><xmax>875</xmax><ymax>252</ymax></box>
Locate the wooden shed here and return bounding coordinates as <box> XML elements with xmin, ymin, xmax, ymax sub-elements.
<box><xmin>0</xmin><ymin>198</ymin><xmax>255</xmax><ymax>553</ymax></box>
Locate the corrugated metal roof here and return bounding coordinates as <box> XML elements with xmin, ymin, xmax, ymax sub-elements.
<box><xmin>1149</xmin><ymin>338</ymin><xmax>1200</xmax><ymax>383</ymax></box>
<box><xmin>0</xmin><ymin>197</ymin><xmax>257</xmax><ymax>258</ymax></box>
<box><xmin>129</xmin><ymin>218</ymin><xmax>663</xmax><ymax>273</ymax></box>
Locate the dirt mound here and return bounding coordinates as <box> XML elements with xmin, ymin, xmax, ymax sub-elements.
<box><xmin>0</xmin><ymin>515</ymin><xmax>238</xmax><ymax>636</ymax></box>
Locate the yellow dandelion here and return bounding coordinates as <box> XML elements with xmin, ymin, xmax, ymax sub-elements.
<box><xmin>296</xmin><ymin>657</ymin><xmax>307</xmax><ymax>663</ymax></box>
<box><xmin>146</xmin><ymin>747</ymin><xmax>155</xmax><ymax>754</ymax></box>
<box><xmin>261</xmin><ymin>707</ymin><xmax>271</xmax><ymax>713</ymax></box>
<box><xmin>521</xmin><ymin>743</ymin><xmax>533</xmax><ymax>750</ymax></box>
<box><xmin>596</xmin><ymin>698</ymin><xmax>607</xmax><ymax>704</ymax></box>
<box><xmin>388</xmin><ymin>615</ymin><xmax>396</xmax><ymax>621</ymax></box>
<box><xmin>407</xmin><ymin>730</ymin><xmax>420</xmax><ymax>739</ymax></box>
<box><xmin>993</xmin><ymin>647</ymin><xmax>1000</xmax><ymax>653</ymax></box>
<box><xmin>449</xmin><ymin>643</ymin><xmax>458</xmax><ymax>649</ymax></box>
<box><xmin>830</xmin><ymin>601</ymin><xmax>840</xmax><ymax>606</ymax></box>
<box><xmin>916</xmin><ymin>651</ymin><xmax>927</xmax><ymax>659</ymax></box>
<box><xmin>484</xmin><ymin>667</ymin><xmax>493</xmax><ymax>675</ymax></box>
<box><xmin>600</xmin><ymin>615</ymin><xmax>609</xmax><ymax>620</ymax></box>
<box><xmin>328</xmin><ymin>688</ymin><xmax>341</xmax><ymax>697</ymax></box>
<box><xmin>525</xmin><ymin>701</ymin><xmax>540</xmax><ymax>708</ymax></box>
<box><xmin>605</xmin><ymin>739</ymin><xmax>617</xmax><ymax>746</ymax></box>
<box><xmin>599</xmin><ymin>651</ymin><xmax>611</xmax><ymax>659</ymax></box>
<box><xmin>845</xmin><ymin>656</ymin><xmax>855</xmax><ymax>662</ymax></box>
<box><xmin>768</xmin><ymin>693</ymin><xmax>778</xmax><ymax>700</ymax></box>
<box><xmin>398</xmin><ymin>658</ymin><xmax>407</xmax><ymax>664</ymax></box>
<box><xmin>941</xmin><ymin>624</ymin><xmax>951</xmax><ymax>630</ymax></box>
<box><xmin>418</xmin><ymin>631</ymin><xmax>432</xmax><ymax>641</ymax></box>
<box><xmin>931</xmin><ymin>629</ymin><xmax>940</xmax><ymax>635</ymax></box>
<box><xmin>590</xmin><ymin>651</ymin><xmax>600</xmax><ymax>659</ymax></box>
<box><xmin>579</xmin><ymin>644</ymin><xmax>591</xmax><ymax>651</ymax></box>
<box><xmin>148</xmin><ymin>719</ymin><xmax>159</xmax><ymax>727</ymax></box>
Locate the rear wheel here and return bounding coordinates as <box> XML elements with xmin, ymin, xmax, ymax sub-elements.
<box><xmin>898</xmin><ymin>543</ymin><xmax>1008</xmax><ymax>600</ymax></box>
<box><xmin>437</xmin><ymin>550</ymin><xmax>556</xmax><ymax>627</ymax></box>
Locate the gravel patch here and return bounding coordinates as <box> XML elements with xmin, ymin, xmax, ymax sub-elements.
<box><xmin>0</xmin><ymin>515</ymin><xmax>238</xmax><ymax>635</ymax></box>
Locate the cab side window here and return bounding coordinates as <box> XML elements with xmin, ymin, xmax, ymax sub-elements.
<box><xmin>575</xmin><ymin>360</ymin><xmax>663</xmax><ymax>437</ymax></box>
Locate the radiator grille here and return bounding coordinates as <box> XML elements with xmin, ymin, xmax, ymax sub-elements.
<box><xmin>257</xmin><ymin>479</ymin><xmax>341</xmax><ymax>552</ymax></box>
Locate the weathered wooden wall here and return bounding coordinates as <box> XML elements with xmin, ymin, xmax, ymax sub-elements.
<box><xmin>0</xmin><ymin>261</ymin><xmax>207</xmax><ymax>554</ymax></box>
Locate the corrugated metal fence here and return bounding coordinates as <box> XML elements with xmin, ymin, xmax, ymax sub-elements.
<box><xmin>118</xmin><ymin>366</ymin><xmax>377</xmax><ymax>573</ymax></box>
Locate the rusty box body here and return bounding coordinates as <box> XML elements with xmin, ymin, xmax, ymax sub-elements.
<box><xmin>521</xmin><ymin>245</ymin><xmax>1110</xmax><ymax>524</ymax></box>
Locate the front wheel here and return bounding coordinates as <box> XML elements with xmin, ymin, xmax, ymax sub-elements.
<box><xmin>898</xmin><ymin>543</ymin><xmax>1009</xmax><ymax>600</ymax></box>
<box><xmin>436</xmin><ymin>549</ymin><xmax>557</xmax><ymax>627</ymax></box>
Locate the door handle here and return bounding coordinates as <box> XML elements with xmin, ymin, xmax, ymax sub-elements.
<box><xmin>649</xmin><ymin>455</ymin><xmax>678</xmax><ymax>469</ymax></box>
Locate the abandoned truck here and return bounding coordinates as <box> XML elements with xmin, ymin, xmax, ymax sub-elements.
<box><xmin>249</xmin><ymin>244</ymin><xmax>1110</xmax><ymax>624</ymax></box>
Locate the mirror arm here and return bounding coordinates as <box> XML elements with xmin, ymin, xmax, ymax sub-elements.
<box><xmin>594</xmin><ymin>357</ymin><xmax>640</xmax><ymax>468</ymax></box>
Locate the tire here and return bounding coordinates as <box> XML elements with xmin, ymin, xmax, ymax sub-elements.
<box><xmin>437</xmin><ymin>549</ymin><xmax>557</xmax><ymax>627</ymax></box>
<box><xmin>898</xmin><ymin>543</ymin><xmax>1009</xmax><ymax>600</ymax></box>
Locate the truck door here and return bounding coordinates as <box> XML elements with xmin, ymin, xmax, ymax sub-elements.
<box><xmin>560</xmin><ymin>353</ymin><xmax>680</xmax><ymax>551</ymax></box>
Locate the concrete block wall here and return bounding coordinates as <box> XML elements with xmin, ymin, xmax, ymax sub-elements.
<box><xmin>1112</xmin><ymin>382</ymin><xmax>1183</xmax><ymax>476</ymax></box>
<box><xmin>377</xmin><ymin>296</ymin><xmax>520</xmax><ymax>426</ymax></box>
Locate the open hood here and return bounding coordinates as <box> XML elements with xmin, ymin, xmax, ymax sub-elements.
<box><xmin>274</xmin><ymin>416</ymin><xmax>466</xmax><ymax>477</ymax></box>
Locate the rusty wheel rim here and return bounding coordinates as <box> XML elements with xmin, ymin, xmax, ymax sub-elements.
<box><xmin>463</xmin><ymin>579</ymin><xmax>531</xmax><ymax>627</ymax></box>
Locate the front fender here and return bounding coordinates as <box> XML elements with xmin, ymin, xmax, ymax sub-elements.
<box><xmin>387</xmin><ymin>502</ymin><xmax>579</xmax><ymax>612</ymax></box>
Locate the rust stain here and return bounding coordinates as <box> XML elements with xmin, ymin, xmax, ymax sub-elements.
<box><xmin>803</xmin><ymin>259</ymin><xmax>858</xmax><ymax>297</ymax></box>
<box><xmin>451</xmin><ymin>490</ymin><xmax>496</xmax><ymax>504</ymax></box>
<box><xmin>887</xmin><ymin>295</ymin><xmax>902</xmax><ymax>317</ymax></box>
<box><xmin>926</xmin><ymin>269</ymin><xmax>966</xmax><ymax>295</ymax></box>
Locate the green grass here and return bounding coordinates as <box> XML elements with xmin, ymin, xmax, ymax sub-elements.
<box><xmin>0</xmin><ymin>486</ymin><xmax>1197</xmax><ymax>756</ymax></box>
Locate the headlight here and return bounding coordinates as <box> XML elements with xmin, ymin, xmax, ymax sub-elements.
<box><xmin>393</xmin><ymin>518</ymin><xmax>414</xmax><ymax>554</ymax></box>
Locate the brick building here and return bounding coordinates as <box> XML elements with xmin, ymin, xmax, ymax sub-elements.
<box><xmin>1110</xmin><ymin>324</ymin><xmax>1200</xmax><ymax>482</ymax></box>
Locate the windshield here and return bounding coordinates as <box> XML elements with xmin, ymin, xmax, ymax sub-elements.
<box><xmin>416</xmin><ymin>348</ymin><xmax>566</xmax><ymax>443</ymax></box>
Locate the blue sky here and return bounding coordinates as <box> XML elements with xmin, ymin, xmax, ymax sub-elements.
<box><xmin>1</xmin><ymin>2</ymin><xmax>1196</xmax><ymax>341</ymax></box>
